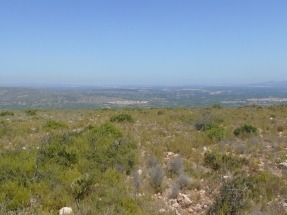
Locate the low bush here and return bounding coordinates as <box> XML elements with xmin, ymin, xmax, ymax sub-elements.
<box><xmin>195</xmin><ymin>112</ymin><xmax>213</xmax><ymax>131</ymax></box>
<box><xmin>25</xmin><ymin>109</ymin><xmax>37</xmax><ymax>116</ymax></box>
<box><xmin>205</xmin><ymin>123</ymin><xmax>225</xmax><ymax>141</ymax></box>
<box><xmin>0</xmin><ymin>120</ymin><xmax>12</xmax><ymax>138</ymax></box>
<box><xmin>110</xmin><ymin>113</ymin><xmax>134</xmax><ymax>123</ymax></box>
<box><xmin>132</xmin><ymin>170</ymin><xmax>141</xmax><ymax>192</ymax></box>
<box><xmin>168</xmin><ymin>156</ymin><xmax>184</xmax><ymax>176</ymax></box>
<box><xmin>234</xmin><ymin>124</ymin><xmax>257</xmax><ymax>136</ymax></box>
<box><xmin>44</xmin><ymin>120</ymin><xmax>67</xmax><ymax>130</ymax></box>
<box><xmin>149</xmin><ymin>165</ymin><xmax>165</xmax><ymax>192</ymax></box>
<box><xmin>208</xmin><ymin>175</ymin><xmax>250</xmax><ymax>214</ymax></box>
<box><xmin>147</xmin><ymin>155</ymin><xmax>158</xmax><ymax>168</ymax></box>
<box><xmin>204</xmin><ymin>152</ymin><xmax>248</xmax><ymax>171</ymax></box>
<box><xmin>176</xmin><ymin>173</ymin><xmax>191</xmax><ymax>189</ymax></box>
<box><xmin>212</xmin><ymin>104</ymin><xmax>223</xmax><ymax>109</ymax></box>
<box><xmin>0</xmin><ymin>111</ymin><xmax>14</xmax><ymax>116</ymax></box>
<box><xmin>170</xmin><ymin>183</ymin><xmax>180</xmax><ymax>199</ymax></box>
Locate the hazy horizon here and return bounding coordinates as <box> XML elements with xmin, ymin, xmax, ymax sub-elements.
<box><xmin>1</xmin><ymin>1</ymin><xmax>286</xmax><ymax>86</ymax></box>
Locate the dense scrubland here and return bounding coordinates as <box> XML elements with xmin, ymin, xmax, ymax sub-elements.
<box><xmin>0</xmin><ymin>106</ymin><xmax>287</xmax><ymax>214</ymax></box>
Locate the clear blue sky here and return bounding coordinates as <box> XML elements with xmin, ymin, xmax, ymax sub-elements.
<box><xmin>0</xmin><ymin>0</ymin><xmax>286</xmax><ymax>86</ymax></box>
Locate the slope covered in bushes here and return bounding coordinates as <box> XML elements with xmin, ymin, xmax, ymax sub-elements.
<box><xmin>0</xmin><ymin>106</ymin><xmax>287</xmax><ymax>214</ymax></box>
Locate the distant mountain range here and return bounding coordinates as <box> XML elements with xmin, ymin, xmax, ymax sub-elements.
<box><xmin>248</xmin><ymin>80</ymin><xmax>287</xmax><ymax>88</ymax></box>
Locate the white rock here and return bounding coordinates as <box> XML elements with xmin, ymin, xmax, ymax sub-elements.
<box><xmin>59</xmin><ymin>207</ymin><xmax>73</xmax><ymax>215</ymax></box>
<box><xmin>158</xmin><ymin>208</ymin><xmax>166</xmax><ymax>214</ymax></box>
<box><xmin>279</xmin><ymin>161</ymin><xmax>287</xmax><ymax>169</ymax></box>
<box><xmin>223</xmin><ymin>175</ymin><xmax>232</xmax><ymax>179</ymax></box>
<box><xmin>138</xmin><ymin>169</ymin><xmax>142</xmax><ymax>175</ymax></box>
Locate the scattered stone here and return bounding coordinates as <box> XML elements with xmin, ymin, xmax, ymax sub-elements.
<box><xmin>169</xmin><ymin>199</ymin><xmax>177</xmax><ymax>205</ymax></box>
<box><xmin>177</xmin><ymin>193</ymin><xmax>192</xmax><ymax>208</ymax></box>
<box><xmin>279</xmin><ymin>161</ymin><xmax>287</xmax><ymax>169</ymax></box>
<box><xmin>59</xmin><ymin>207</ymin><xmax>73</xmax><ymax>215</ymax></box>
<box><xmin>138</xmin><ymin>169</ymin><xmax>142</xmax><ymax>175</ymax></box>
<box><xmin>158</xmin><ymin>208</ymin><xmax>166</xmax><ymax>214</ymax></box>
<box><xmin>193</xmin><ymin>204</ymin><xmax>202</xmax><ymax>212</ymax></box>
<box><xmin>223</xmin><ymin>175</ymin><xmax>232</xmax><ymax>180</ymax></box>
<box><xmin>199</xmin><ymin>190</ymin><xmax>206</xmax><ymax>196</ymax></box>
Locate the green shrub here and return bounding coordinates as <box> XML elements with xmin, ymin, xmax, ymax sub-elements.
<box><xmin>44</xmin><ymin>120</ymin><xmax>67</xmax><ymax>130</ymax></box>
<box><xmin>0</xmin><ymin>181</ymin><xmax>30</xmax><ymax>211</ymax></box>
<box><xmin>0</xmin><ymin>120</ymin><xmax>12</xmax><ymax>137</ymax></box>
<box><xmin>89</xmin><ymin>123</ymin><xmax>123</xmax><ymax>139</ymax></box>
<box><xmin>234</xmin><ymin>124</ymin><xmax>257</xmax><ymax>136</ymax></box>
<box><xmin>209</xmin><ymin>172</ymin><xmax>287</xmax><ymax>215</ymax></box>
<box><xmin>195</xmin><ymin>112</ymin><xmax>213</xmax><ymax>131</ymax></box>
<box><xmin>204</xmin><ymin>152</ymin><xmax>221</xmax><ymax>170</ymax></box>
<box><xmin>40</xmin><ymin>142</ymin><xmax>77</xmax><ymax>167</ymax></box>
<box><xmin>205</xmin><ymin>124</ymin><xmax>225</xmax><ymax>141</ymax></box>
<box><xmin>85</xmin><ymin>124</ymin><xmax>136</xmax><ymax>173</ymax></box>
<box><xmin>212</xmin><ymin>104</ymin><xmax>223</xmax><ymax>109</ymax></box>
<box><xmin>110</xmin><ymin>113</ymin><xmax>134</xmax><ymax>123</ymax></box>
<box><xmin>208</xmin><ymin>175</ymin><xmax>250</xmax><ymax>214</ymax></box>
<box><xmin>25</xmin><ymin>109</ymin><xmax>37</xmax><ymax>116</ymax></box>
<box><xmin>204</xmin><ymin>152</ymin><xmax>248</xmax><ymax>171</ymax></box>
<box><xmin>0</xmin><ymin>111</ymin><xmax>14</xmax><ymax>116</ymax></box>
<box><xmin>71</xmin><ymin>174</ymin><xmax>95</xmax><ymax>202</ymax></box>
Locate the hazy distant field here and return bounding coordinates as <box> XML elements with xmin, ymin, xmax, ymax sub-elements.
<box><xmin>1</xmin><ymin>85</ymin><xmax>287</xmax><ymax>109</ymax></box>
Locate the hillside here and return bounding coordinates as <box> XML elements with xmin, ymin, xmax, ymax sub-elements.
<box><xmin>0</xmin><ymin>106</ymin><xmax>287</xmax><ymax>214</ymax></box>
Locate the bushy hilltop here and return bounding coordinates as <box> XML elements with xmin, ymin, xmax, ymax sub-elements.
<box><xmin>0</xmin><ymin>106</ymin><xmax>287</xmax><ymax>214</ymax></box>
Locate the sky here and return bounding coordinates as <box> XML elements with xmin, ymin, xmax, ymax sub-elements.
<box><xmin>0</xmin><ymin>0</ymin><xmax>286</xmax><ymax>86</ymax></box>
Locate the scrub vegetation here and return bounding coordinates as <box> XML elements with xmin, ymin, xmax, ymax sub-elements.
<box><xmin>0</xmin><ymin>106</ymin><xmax>287</xmax><ymax>214</ymax></box>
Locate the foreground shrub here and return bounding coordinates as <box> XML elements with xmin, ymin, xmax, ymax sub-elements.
<box><xmin>85</xmin><ymin>123</ymin><xmax>137</xmax><ymax>173</ymax></box>
<box><xmin>110</xmin><ymin>113</ymin><xmax>134</xmax><ymax>123</ymax></box>
<box><xmin>234</xmin><ymin>124</ymin><xmax>257</xmax><ymax>136</ymax></box>
<box><xmin>209</xmin><ymin>171</ymin><xmax>287</xmax><ymax>214</ymax></box>
<box><xmin>208</xmin><ymin>175</ymin><xmax>250</xmax><ymax>214</ymax></box>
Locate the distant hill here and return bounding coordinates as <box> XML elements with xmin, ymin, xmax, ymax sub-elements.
<box><xmin>248</xmin><ymin>80</ymin><xmax>287</xmax><ymax>88</ymax></box>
